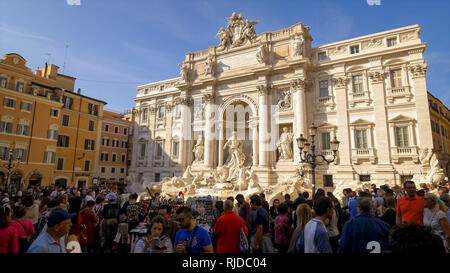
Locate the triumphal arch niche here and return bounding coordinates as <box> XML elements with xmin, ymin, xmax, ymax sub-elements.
<box><xmin>134</xmin><ymin>12</ymin><xmax>442</xmax><ymax>202</ymax></box>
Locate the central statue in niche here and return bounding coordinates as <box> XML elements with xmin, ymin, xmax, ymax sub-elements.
<box><xmin>223</xmin><ymin>131</ymin><xmax>247</xmax><ymax>182</ymax></box>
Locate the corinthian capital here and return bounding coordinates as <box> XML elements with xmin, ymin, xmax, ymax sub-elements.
<box><xmin>174</xmin><ymin>97</ymin><xmax>190</xmax><ymax>106</ymax></box>
<box><xmin>408</xmin><ymin>63</ymin><xmax>427</xmax><ymax>78</ymax></box>
<box><xmin>203</xmin><ymin>94</ymin><xmax>215</xmax><ymax>104</ymax></box>
<box><xmin>368</xmin><ymin>71</ymin><xmax>386</xmax><ymax>84</ymax></box>
<box><xmin>257</xmin><ymin>83</ymin><xmax>272</xmax><ymax>95</ymax></box>
<box><xmin>332</xmin><ymin>77</ymin><xmax>348</xmax><ymax>89</ymax></box>
<box><xmin>290</xmin><ymin>78</ymin><xmax>306</xmax><ymax>92</ymax></box>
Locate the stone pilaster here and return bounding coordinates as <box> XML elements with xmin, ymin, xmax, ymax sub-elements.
<box><xmin>257</xmin><ymin>83</ymin><xmax>270</xmax><ymax>167</ymax></box>
<box><xmin>204</xmin><ymin>94</ymin><xmax>215</xmax><ymax>168</ymax></box>
<box><xmin>291</xmin><ymin>78</ymin><xmax>307</xmax><ymax>164</ymax></box>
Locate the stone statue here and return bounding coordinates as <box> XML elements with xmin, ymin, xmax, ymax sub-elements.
<box><xmin>277</xmin><ymin>127</ymin><xmax>294</xmax><ymax>160</ymax></box>
<box><xmin>193</xmin><ymin>134</ymin><xmax>204</xmax><ymax>162</ymax></box>
<box><xmin>178</xmin><ymin>62</ymin><xmax>190</xmax><ymax>82</ymax></box>
<box><xmin>223</xmin><ymin>131</ymin><xmax>247</xmax><ymax>181</ymax></box>
<box><xmin>419</xmin><ymin>148</ymin><xmax>433</xmax><ymax>166</ymax></box>
<box><xmin>256</xmin><ymin>43</ymin><xmax>270</xmax><ymax>64</ymax></box>
<box><xmin>192</xmin><ymin>171</ymin><xmax>204</xmax><ymax>187</ymax></box>
<box><xmin>181</xmin><ymin>166</ymin><xmax>194</xmax><ymax>185</ymax></box>
<box><xmin>292</xmin><ymin>34</ymin><xmax>304</xmax><ymax>57</ymax></box>
<box><xmin>204</xmin><ymin>54</ymin><xmax>216</xmax><ymax>76</ymax></box>
<box><xmin>277</xmin><ymin>90</ymin><xmax>291</xmax><ymax>110</ymax></box>
<box><xmin>233</xmin><ymin>167</ymin><xmax>250</xmax><ymax>192</ymax></box>
<box><xmin>217</xmin><ymin>13</ymin><xmax>259</xmax><ymax>50</ymax></box>
<box><xmin>194</xmin><ymin>101</ymin><xmax>204</xmax><ymax>120</ymax></box>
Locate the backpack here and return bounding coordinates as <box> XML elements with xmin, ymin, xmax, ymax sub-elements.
<box><xmin>238</xmin><ymin>219</ymin><xmax>249</xmax><ymax>253</ymax></box>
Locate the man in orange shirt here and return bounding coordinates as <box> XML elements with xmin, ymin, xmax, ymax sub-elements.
<box><xmin>396</xmin><ymin>181</ymin><xmax>424</xmax><ymax>225</ymax></box>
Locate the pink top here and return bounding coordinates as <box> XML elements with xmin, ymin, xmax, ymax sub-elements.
<box><xmin>10</xmin><ymin>219</ymin><xmax>35</xmax><ymax>238</ymax></box>
<box><xmin>0</xmin><ymin>225</ymin><xmax>19</xmax><ymax>253</ymax></box>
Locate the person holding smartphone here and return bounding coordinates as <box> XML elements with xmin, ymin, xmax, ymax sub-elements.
<box><xmin>133</xmin><ymin>216</ymin><xmax>173</xmax><ymax>253</ymax></box>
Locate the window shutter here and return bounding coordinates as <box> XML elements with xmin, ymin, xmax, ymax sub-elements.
<box><xmin>22</xmin><ymin>149</ymin><xmax>27</xmax><ymax>162</ymax></box>
<box><xmin>51</xmin><ymin>152</ymin><xmax>56</xmax><ymax>163</ymax></box>
<box><xmin>44</xmin><ymin>152</ymin><xmax>48</xmax><ymax>163</ymax></box>
<box><xmin>17</xmin><ymin>124</ymin><xmax>23</xmax><ymax>135</ymax></box>
<box><xmin>91</xmin><ymin>140</ymin><xmax>95</xmax><ymax>150</ymax></box>
<box><xmin>6</xmin><ymin>123</ymin><xmax>12</xmax><ymax>133</ymax></box>
<box><xmin>0</xmin><ymin>122</ymin><xmax>4</xmax><ymax>132</ymax></box>
<box><xmin>48</xmin><ymin>130</ymin><xmax>51</xmax><ymax>139</ymax></box>
<box><xmin>24</xmin><ymin>125</ymin><xmax>30</xmax><ymax>136</ymax></box>
<box><xmin>85</xmin><ymin>139</ymin><xmax>88</xmax><ymax>149</ymax></box>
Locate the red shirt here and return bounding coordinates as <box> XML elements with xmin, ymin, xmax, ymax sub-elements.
<box><xmin>0</xmin><ymin>225</ymin><xmax>19</xmax><ymax>253</ymax></box>
<box><xmin>213</xmin><ymin>211</ymin><xmax>248</xmax><ymax>253</ymax></box>
<box><xmin>10</xmin><ymin>219</ymin><xmax>35</xmax><ymax>238</ymax></box>
<box><xmin>396</xmin><ymin>194</ymin><xmax>424</xmax><ymax>225</ymax></box>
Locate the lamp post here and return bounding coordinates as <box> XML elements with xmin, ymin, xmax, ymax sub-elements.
<box><xmin>296</xmin><ymin>123</ymin><xmax>340</xmax><ymax>198</ymax></box>
<box><xmin>1</xmin><ymin>148</ymin><xmax>22</xmax><ymax>194</ymax></box>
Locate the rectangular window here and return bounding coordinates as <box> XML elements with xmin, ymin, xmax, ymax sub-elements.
<box><xmin>156</xmin><ymin>141</ymin><xmax>163</xmax><ymax>157</ymax></box>
<box><xmin>387</xmin><ymin>37</ymin><xmax>397</xmax><ymax>47</ymax></box>
<box><xmin>173</xmin><ymin>141</ymin><xmax>179</xmax><ymax>157</ymax></box>
<box><xmin>121</xmin><ymin>154</ymin><xmax>126</xmax><ymax>163</ymax></box>
<box><xmin>3</xmin><ymin>98</ymin><xmax>16</xmax><ymax>108</ymax></box>
<box><xmin>17</xmin><ymin>124</ymin><xmax>30</xmax><ymax>136</ymax></box>
<box><xmin>84</xmin><ymin>139</ymin><xmax>95</xmax><ymax>150</ymax></box>
<box><xmin>57</xmin><ymin>135</ymin><xmax>70</xmax><ymax>147</ymax></box>
<box><xmin>15</xmin><ymin>82</ymin><xmax>25</xmax><ymax>92</ymax></box>
<box><xmin>431</xmin><ymin>120</ymin><xmax>435</xmax><ymax>132</ymax></box>
<box><xmin>12</xmin><ymin>148</ymin><xmax>26</xmax><ymax>162</ymax></box>
<box><xmin>47</xmin><ymin>129</ymin><xmax>58</xmax><ymax>140</ymax></box>
<box><xmin>318</xmin><ymin>52</ymin><xmax>327</xmax><ymax>61</ymax></box>
<box><xmin>124</xmin><ymin>128</ymin><xmax>128</xmax><ymax>135</ymax></box>
<box><xmin>105</xmin><ymin>124</ymin><xmax>109</xmax><ymax>132</ymax></box>
<box><xmin>111</xmin><ymin>167</ymin><xmax>115</xmax><ymax>174</ymax></box>
<box><xmin>112</xmin><ymin>154</ymin><xmax>117</xmax><ymax>162</ymax></box>
<box><xmin>0</xmin><ymin>147</ymin><xmax>10</xmax><ymax>160</ymax></box>
<box><xmin>121</xmin><ymin>141</ymin><xmax>127</xmax><ymax>148</ymax></box>
<box><xmin>142</xmin><ymin>108</ymin><xmax>148</xmax><ymax>121</ymax></box>
<box><xmin>114</xmin><ymin>126</ymin><xmax>118</xmax><ymax>133</ymax></box>
<box><xmin>0</xmin><ymin>122</ymin><xmax>13</xmax><ymax>133</ymax></box>
<box><xmin>323</xmin><ymin>175</ymin><xmax>333</xmax><ymax>187</ymax></box>
<box><xmin>0</xmin><ymin>76</ymin><xmax>8</xmax><ymax>88</ymax></box>
<box><xmin>140</xmin><ymin>143</ymin><xmax>146</xmax><ymax>157</ymax></box>
<box><xmin>321</xmin><ymin>132</ymin><xmax>330</xmax><ymax>150</ymax></box>
<box><xmin>120</xmin><ymin>168</ymin><xmax>124</xmax><ymax>174</ymax></box>
<box><xmin>62</xmin><ymin>115</ymin><xmax>70</xmax><ymax>127</ymax></box>
<box><xmin>355</xmin><ymin>129</ymin><xmax>368</xmax><ymax>149</ymax></box>
<box><xmin>350</xmin><ymin>45</ymin><xmax>359</xmax><ymax>54</ymax></box>
<box><xmin>44</xmin><ymin>151</ymin><xmax>56</xmax><ymax>164</ymax></box>
<box><xmin>57</xmin><ymin>158</ymin><xmax>64</xmax><ymax>170</ymax></box>
<box><xmin>88</xmin><ymin>103</ymin><xmax>98</xmax><ymax>116</ymax></box>
<box><xmin>158</xmin><ymin>106</ymin><xmax>165</xmax><ymax>119</ymax></box>
<box><xmin>391</xmin><ymin>69</ymin><xmax>402</xmax><ymax>88</ymax></box>
<box><xmin>50</xmin><ymin>109</ymin><xmax>59</xmax><ymax>117</ymax></box>
<box><xmin>155</xmin><ymin>173</ymin><xmax>161</xmax><ymax>182</ymax></box>
<box><xmin>395</xmin><ymin>126</ymin><xmax>409</xmax><ymax>147</ymax></box>
<box><xmin>84</xmin><ymin>160</ymin><xmax>90</xmax><ymax>171</ymax></box>
<box><xmin>62</xmin><ymin>96</ymin><xmax>73</xmax><ymax>109</ymax></box>
<box><xmin>319</xmin><ymin>80</ymin><xmax>329</xmax><ymax>97</ymax></box>
<box><xmin>20</xmin><ymin>102</ymin><xmax>33</xmax><ymax>112</ymax></box>
<box><xmin>360</xmin><ymin>175</ymin><xmax>371</xmax><ymax>182</ymax></box>
<box><xmin>101</xmin><ymin>167</ymin><xmax>105</xmax><ymax>173</ymax></box>
<box><xmin>88</xmin><ymin>120</ymin><xmax>95</xmax><ymax>131</ymax></box>
<box><xmin>352</xmin><ymin>75</ymin><xmax>363</xmax><ymax>93</ymax></box>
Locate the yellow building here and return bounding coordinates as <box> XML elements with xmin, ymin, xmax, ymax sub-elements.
<box><xmin>428</xmin><ymin>91</ymin><xmax>450</xmax><ymax>176</ymax></box>
<box><xmin>0</xmin><ymin>53</ymin><xmax>63</xmax><ymax>192</ymax></box>
<box><xmin>0</xmin><ymin>53</ymin><xmax>106</xmax><ymax>191</ymax></box>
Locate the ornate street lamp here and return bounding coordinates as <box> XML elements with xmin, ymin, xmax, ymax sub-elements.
<box><xmin>1</xmin><ymin>148</ymin><xmax>22</xmax><ymax>194</ymax></box>
<box><xmin>296</xmin><ymin>123</ymin><xmax>340</xmax><ymax>198</ymax></box>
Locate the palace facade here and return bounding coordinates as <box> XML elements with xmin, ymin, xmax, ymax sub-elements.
<box><xmin>130</xmin><ymin>15</ymin><xmax>448</xmax><ymax>192</ymax></box>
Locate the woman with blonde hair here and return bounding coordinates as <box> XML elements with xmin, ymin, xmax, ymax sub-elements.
<box><xmin>287</xmin><ymin>203</ymin><xmax>312</xmax><ymax>253</ymax></box>
<box><xmin>423</xmin><ymin>192</ymin><xmax>450</xmax><ymax>249</ymax></box>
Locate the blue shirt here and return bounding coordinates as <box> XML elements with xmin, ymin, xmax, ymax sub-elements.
<box><xmin>348</xmin><ymin>197</ymin><xmax>357</xmax><ymax>219</ymax></box>
<box><xmin>339</xmin><ymin>212</ymin><xmax>391</xmax><ymax>253</ymax></box>
<box><xmin>27</xmin><ymin>231</ymin><xmax>66</xmax><ymax>253</ymax></box>
<box><xmin>174</xmin><ymin>225</ymin><xmax>212</xmax><ymax>253</ymax></box>
<box><xmin>296</xmin><ymin>219</ymin><xmax>332</xmax><ymax>253</ymax></box>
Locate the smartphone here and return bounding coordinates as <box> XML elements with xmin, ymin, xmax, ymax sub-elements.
<box><xmin>151</xmin><ymin>237</ymin><xmax>160</xmax><ymax>248</ymax></box>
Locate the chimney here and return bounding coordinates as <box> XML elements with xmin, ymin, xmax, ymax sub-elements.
<box><xmin>77</xmin><ymin>88</ymin><xmax>81</xmax><ymax>94</ymax></box>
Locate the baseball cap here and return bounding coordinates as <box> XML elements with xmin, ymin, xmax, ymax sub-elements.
<box><xmin>47</xmin><ymin>209</ymin><xmax>74</xmax><ymax>227</ymax></box>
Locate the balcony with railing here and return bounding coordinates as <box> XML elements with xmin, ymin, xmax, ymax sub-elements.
<box><xmin>391</xmin><ymin>146</ymin><xmax>419</xmax><ymax>163</ymax></box>
<box><xmin>351</xmin><ymin>147</ymin><xmax>376</xmax><ymax>164</ymax></box>
<box><xmin>387</xmin><ymin>86</ymin><xmax>412</xmax><ymax>103</ymax></box>
<box><xmin>348</xmin><ymin>90</ymin><xmax>370</xmax><ymax>107</ymax></box>
<box><xmin>316</xmin><ymin>96</ymin><xmax>335</xmax><ymax>110</ymax></box>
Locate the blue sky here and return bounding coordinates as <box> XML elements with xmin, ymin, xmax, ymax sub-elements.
<box><xmin>1</xmin><ymin>0</ymin><xmax>449</xmax><ymax>112</ymax></box>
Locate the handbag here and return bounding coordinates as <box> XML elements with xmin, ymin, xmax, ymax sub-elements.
<box><xmin>238</xmin><ymin>219</ymin><xmax>249</xmax><ymax>253</ymax></box>
<box><xmin>79</xmin><ymin>224</ymin><xmax>88</xmax><ymax>245</ymax></box>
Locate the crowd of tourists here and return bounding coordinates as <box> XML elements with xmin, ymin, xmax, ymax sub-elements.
<box><xmin>0</xmin><ymin>180</ymin><xmax>449</xmax><ymax>254</ymax></box>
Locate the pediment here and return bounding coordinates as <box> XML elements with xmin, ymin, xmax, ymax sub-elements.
<box><xmin>388</xmin><ymin>114</ymin><xmax>415</xmax><ymax>123</ymax></box>
<box><xmin>350</xmin><ymin>118</ymin><xmax>374</xmax><ymax>126</ymax></box>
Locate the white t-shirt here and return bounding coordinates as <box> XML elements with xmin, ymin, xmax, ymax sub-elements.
<box><xmin>423</xmin><ymin>207</ymin><xmax>447</xmax><ymax>247</ymax></box>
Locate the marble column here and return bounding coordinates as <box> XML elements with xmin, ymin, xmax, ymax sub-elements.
<box><xmin>218</xmin><ymin>125</ymin><xmax>224</xmax><ymax>167</ymax></box>
<box><xmin>333</xmin><ymin>76</ymin><xmax>352</xmax><ymax>166</ymax></box>
<box><xmin>178</xmin><ymin>99</ymin><xmax>190</xmax><ymax>169</ymax></box>
<box><xmin>251</xmin><ymin>121</ymin><xmax>259</xmax><ymax>167</ymax></box>
<box><xmin>258</xmin><ymin>85</ymin><xmax>269</xmax><ymax>167</ymax></box>
<box><xmin>291</xmin><ymin>78</ymin><xmax>307</xmax><ymax>163</ymax></box>
<box><xmin>204</xmin><ymin>94</ymin><xmax>215</xmax><ymax>168</ymax></box>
